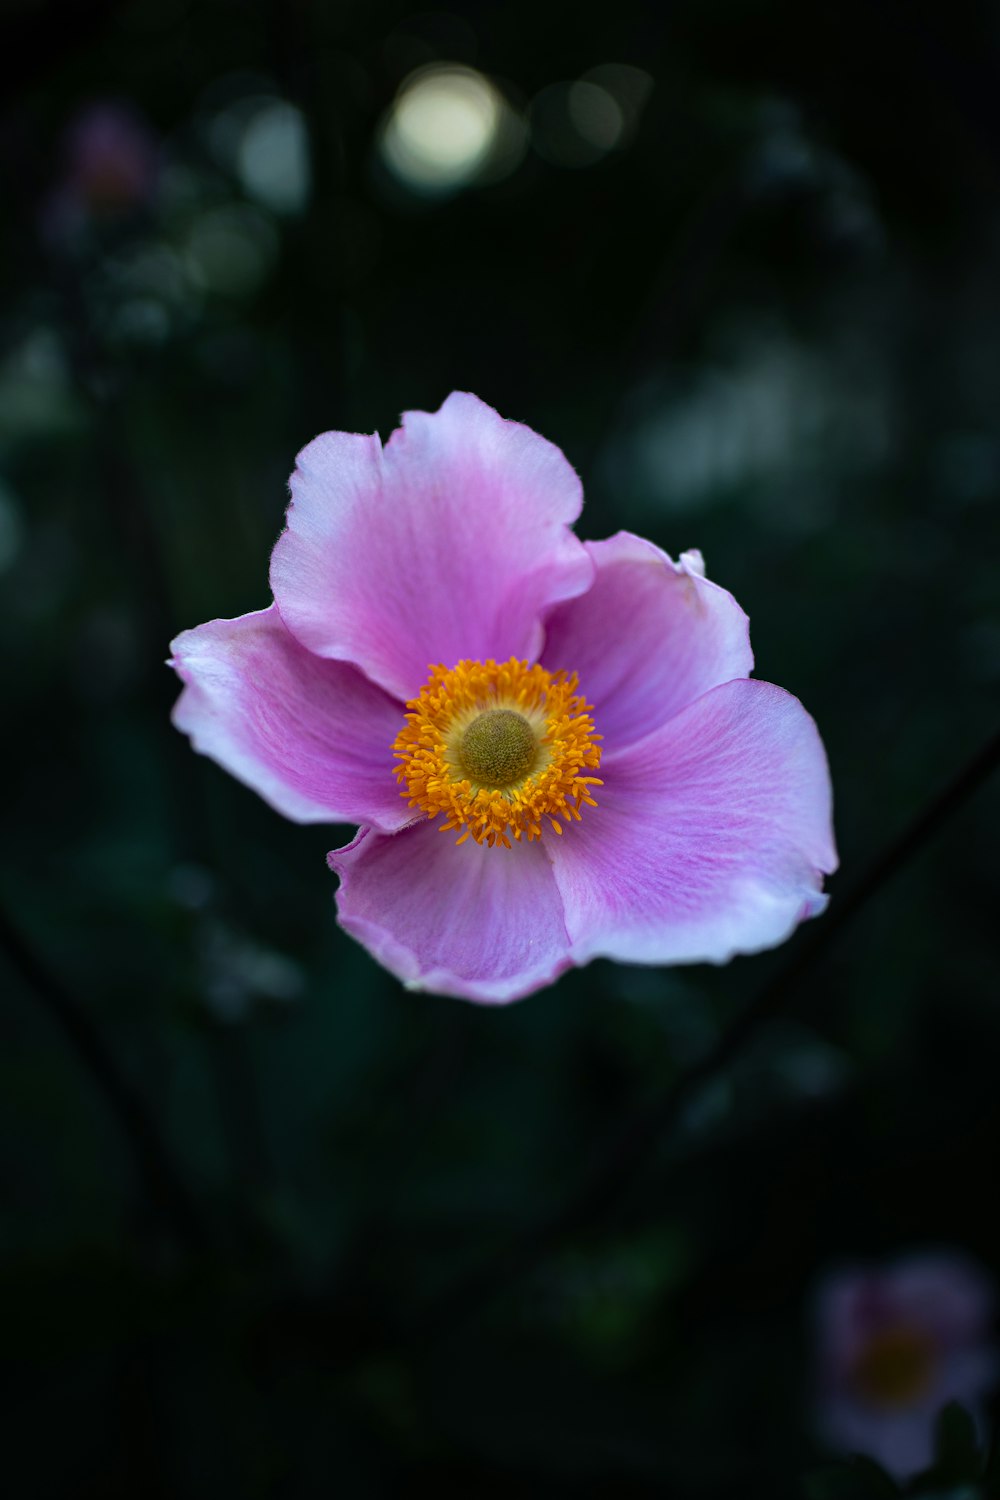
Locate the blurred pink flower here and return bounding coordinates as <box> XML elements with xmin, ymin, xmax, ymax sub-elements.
<box><xmin>43</xmin><ymin>102</ymin><xmax>159</xmax><ymax>243</ymax></box>
<box><xmin>813</xmin><ymin>1252</ymin><xmax>997</xmax><ymax>1479</ymax></box>
<box><xmin>170</xmin><ymin>392</ymin><xmax>836</xmax><ymax>1002</ymax></box>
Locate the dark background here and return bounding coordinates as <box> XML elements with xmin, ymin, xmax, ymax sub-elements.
<box><xmin>2</xmin><ymin>0</ymin><xmax>999</xmax><ymax>1495</ymax></box>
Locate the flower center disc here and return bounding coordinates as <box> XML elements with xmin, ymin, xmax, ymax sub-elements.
<box><xmin>851</xmin><ymin>1326</ymin><xmax>935</xmax><ymax>1408</ymax></box>
<box><xmin>392</xmin><ymin>657</ymin><xmax>603</xmax><ymax>849</ymax></box>
<box><xmin>460</xmin><ymin>708</ymin><xmax>538</xmax><ymax>788</ymax></box>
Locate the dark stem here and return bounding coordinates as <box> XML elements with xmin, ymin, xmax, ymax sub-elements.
<box><xmin>0</xmin><ymin>901</ymin><xmax>211</xmax><ymax>1255</ymax></box>
<box><xmin>418</xmin><ymin>725</ymin><xmax>1000</xmax><ymax>1345</ymax></box>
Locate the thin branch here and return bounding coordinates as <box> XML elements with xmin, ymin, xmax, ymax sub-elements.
<box><xmin>418</xmin><ymin>725</ymin><xmax>1000</xmax><ymax>1344</ymax></box>
<box><xmin>0</xmin><ymin>902</ymin><xmax>211</xmax><ymax>1254</ymax></box>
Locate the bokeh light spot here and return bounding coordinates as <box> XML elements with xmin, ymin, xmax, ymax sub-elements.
<box><xmin>184</xmin><ymin>205</ymin><xmax>278</xmax><ymax>298</ymax></box>
<box><xmin>568</xmin><ymin>81</ymin><xmax>624</xmax><ymax>151</ymax></box>
<box><xmin>380</xmin><ymin>65</ymin><xmax>504</xmax><ymax>194</ymax></box>
<box><xmin>237</xmin><ymin>101</ymin><xmax>311</xmax><ymax>215</ymax></box>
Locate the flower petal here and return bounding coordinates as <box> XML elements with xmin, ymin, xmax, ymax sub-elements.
<box><xmin>817</xmin><ymin>1397</ymin><xmax>936</xmax><ymax>1480</ymax></box>
<box><xmin>885</xmin><ymin>1254</ymin><xmax>995</xmax><ymax>1346</ymax></box>
<box><xmin>270</xmin><ymin>392</ymin><xmax>594</xmax><ymax>702</ymax></box>
<box><xmin>328</xmin><ymin>822</ymin><xmax>572</xmax><ymax>1003</ymax></box>
<box><xmin>170</xmin><ymin>606</ymin><xmax>411</xmax><ymax>831</ymax></box>
<box><xmin>548</xmin><ymin>679</ymin><xmax>837</xmax><ymax>967</ymax></box>
<box><xmin>541</xmin><ymin>533</ymin><xmax>753</xmax><ymax>751</ymax></box>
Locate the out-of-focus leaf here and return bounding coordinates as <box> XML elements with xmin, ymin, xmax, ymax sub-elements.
<box><xmin>915</xmin><ymin>1402</ymin><xmax>985</xmax><ymax>1489</ymax></box>
<box><xmin>804</xmin><ymin>1456</ymin><xmax>901</xmax><ymax>1500</ymax></box>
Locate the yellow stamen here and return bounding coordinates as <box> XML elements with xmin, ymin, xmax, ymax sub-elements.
<box><xmin>392</xmin><ymin>658</ymin><xmax>603</xmax><ymax>848</ymax></box>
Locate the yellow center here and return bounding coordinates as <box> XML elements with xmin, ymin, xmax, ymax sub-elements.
<box><xmin>393</xmin><ymin>657</ymin><xmax>603</xmax><ymax>848</ymax></box>
<box><xmin>851</xmin><ymin>1326</ymin><xmax>935</xmax><ymax>1408</ymax></box>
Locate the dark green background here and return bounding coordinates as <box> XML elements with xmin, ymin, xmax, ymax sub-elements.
<box><xmin>2</xmin><ymin>0</ymin><xmax>999</xmax><ymax>1495</ymax></box>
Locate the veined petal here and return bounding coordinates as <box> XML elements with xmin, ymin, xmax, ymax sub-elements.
<box><xmin>541</xmin><ymin>533</ymin><xmax>753</xmax><ymax>752</ymax></box>
<box><xmin>271</xmin><ymin>392</ymin><xmax>594</xmax><ymax>702</ymax></box>
<box><xmin>328</xmin><ymin>822</ymin><xmax>573</xmax><ymax>1004</ymax></box>
<box><xmin>549</xmin><ymin>679</ymin><xmax>837</xmax><ymax>967</ymax></box>
<box><xmin>170</xmin><ymin>606</ymin><xmax>411</xmax><ymax>831</ymax></box>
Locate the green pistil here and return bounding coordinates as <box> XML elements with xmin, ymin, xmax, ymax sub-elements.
<box><xmin>459</xmin><ymin>709</ymin><xmax>538</xmax><ymax>789</ymax></box>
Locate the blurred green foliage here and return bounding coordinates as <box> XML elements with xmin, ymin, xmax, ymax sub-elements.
<box><xmin>1</xmin><ymin>0</ymin><xmax>999</xmax><ymax>1495</ymax></box>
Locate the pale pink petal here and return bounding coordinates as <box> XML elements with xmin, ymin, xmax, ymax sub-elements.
<box><xmin>170</xmin><ymin>606</ymin><xmax>411</xmax><ymax>831</ymax></box>
<box><xmin>549</xmin><ymin>679</ymin><xmax>837</xmax><ymax>967</ymax></box>
<box><xmin>819</xmin><ymin>1354</ymin><xmax>997</xmax><ymax>1479</ymax></box>
<box><xmin>814</xmin><ymin>1267</ymin><xmax>887</xmax><ymax>1378</ymax></box>
<box><xmin>541</xmin><ymin>534</ymin><xmax>753</xmax><ymax>752</ymax></box>
<box><xmin>818</xmin><ymin>1397</ymin><xmax>937</xmax><ymax>1479</ymax></box>
<box><xmin>270</xmin><ymin>392</ymin><xmax>594</xmax><ymax>702</ymax></box>
<box><xmin>328</xmin><ymin>822</ymin><xmax>572</xmax><ymax>1004</ymax></box>
<box><xmin>814</xmin><ymin>1256</ymin><xmax>998</xmax><ymax>1480</ymax></box>
<box><xmin>887</xmin><ymin>1254</ymin><xmax>995</xmax><ymax>1346</ymax></box>
<box><xmin>818</xmin><ymin>1255</ymin><xmax>996</xmax><ymax>1376</ymax></box>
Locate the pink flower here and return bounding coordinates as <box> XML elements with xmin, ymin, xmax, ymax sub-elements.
<box><xmin>68</xmin><ymin>104</ymin><xmax>158</xmax><ymax>207</ymax></box>
<box><xmin>813</xmin><ymin>1252</ymin><xmax>998</xmax><ymax>1479</ymax></box>
<box><xmin>170</xmin><ymin>393</ymin><xmax>836</xmax><ymax>1002</ymax></box>
<box><xmin>43</xmin><ymin>102</ymin><xmax>159</xmax><ymax>244</ymax></box>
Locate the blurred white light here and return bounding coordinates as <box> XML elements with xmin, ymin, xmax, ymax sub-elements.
<box><xmin>113</xmin><ymin>243</ymin><xmax>187</xmax><ymax>304</ymax></box>
<box><xmin>381</xmin><ymin>65</ymin><xmax>503</xmax><ymax>193</ymax></box>
<box><xmin>533</xmin><ymin>65</ymin><xmax>652</xmax><ymax>169</ymax></box>
<box><xmin>237</xmin><ymin>100</ymin><xmax>311</xmax><ymax>214</ymax></box>
<box><xmin>568</xmin><ymin>81</ymin><xmax>624</xmax><ymax>151</ymax></box>
<box><xmin>184</xmin><ymin>205</ymin><xmax>278</xmax><ymax>297</ymax></box>
<box><xmin>20</xmin><ymin>327</ymin><xmax>69</xmax><ymax>384</ymax></box>
<box><xmin>0</xmin><ymin>329</ymin><xmax>82</xmax><ymax>442</ymax></box>
<box><xmin>108</xmin><ymin>298</ymin><xmax>172</xmax><ymax>347</ymax></box>
<box><xmin>582</xmin><ymin>64</ymin><xmax>653</xmax><ymax>141</ymax></box>
<box><xmin>605</xmin><ymin>329</ymin><xmax>892</xmax><ymax>526</ymax></box>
